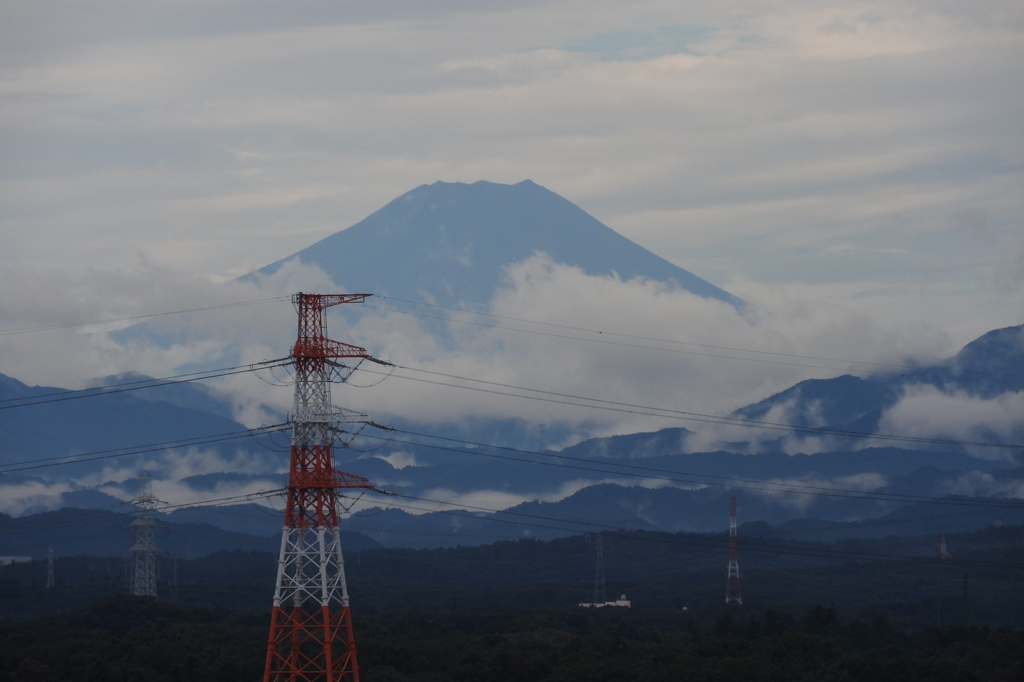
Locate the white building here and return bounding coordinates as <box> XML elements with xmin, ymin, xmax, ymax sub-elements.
<box><xmin>579</xmin><ymin>594</ymin><xmax>631</xmax><ymax>608</ymax></box>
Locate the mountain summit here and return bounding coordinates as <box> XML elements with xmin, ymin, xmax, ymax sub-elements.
<box><xmin>252</xmin><ymin>180</ymin><xmax>742</xmax><ymax>309</ymax></box>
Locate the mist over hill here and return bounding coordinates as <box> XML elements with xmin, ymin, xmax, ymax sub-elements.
<box><xmin>2</xmin><ymin>182</ymin><xmax>1021</xmax><ymax>550</ymax></box>
<box><xmin>730</xmin><ymin>324</ymin><xmax>1024</xmax><ymax>452</ymax></box>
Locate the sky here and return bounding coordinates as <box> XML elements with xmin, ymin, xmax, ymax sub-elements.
<box><xmin>1</xmin><ymin>1</ymin><xmax>1023</xmax><ymax>472</ymax></box>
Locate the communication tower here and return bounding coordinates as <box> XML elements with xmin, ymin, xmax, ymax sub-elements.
<box><xmin>126</xmin><ymin>473</ymin><xmax>164</xmax><ymax>597</ymax></box>
<box><xmin>264</xmin><ymin>293</ymin><xmax>373</xmax><ymax>682</ymax></box>
<box><xmin>46</xmin><ymin>543</ymin><xmax>54</xmax><ymax>589</ymax></box>
<box><xmin>725</xmin><ymin>496</ymin><xmax>742</xmax><ymax>604</ymax></box>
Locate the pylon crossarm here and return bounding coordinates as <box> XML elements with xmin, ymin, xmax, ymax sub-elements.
<box><xmin>293</xmin><ymin>338</ymin><xmax>369</xmax><ymax>359</ymax></box>
<box><xmin>292</xmin><ymin>405</ymin><xmax>368</xmax><ymax>424</ymax></box>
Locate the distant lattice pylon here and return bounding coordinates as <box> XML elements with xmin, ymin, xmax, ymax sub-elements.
<box><xmin>725</xmin><ymin>496</ymin><xmax>742</xmax><ymax>605</ymax></box>
<box><xmin>126</xmin><ymin>472</ymin><xmax>164</xmax><ymax>597</ymax></box>
<box><xmin>938</xmin><ymin>532</ymin><xmax>952</xmax><ymax>559</ymax></box>
<box><xmin>46</xmin><ymin>543</ymin><xmax>54</xmax><ymax>589</ymax></box>
<box><xmin>594</xmin><ymin>533</ymin><xmax>606</xmax><ymax>605</ymax></box>
<box><xmin>263</xmin><ymin>292</ymin><xmax>373</xmax><ymax>682</ymax></box>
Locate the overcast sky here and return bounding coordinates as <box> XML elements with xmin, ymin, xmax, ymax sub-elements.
<box><xmin>2</xmin><ymin>0</ymin><xmax>1021</xmax><ymax>333</ymax></box>
<box><xmin>2</xmin><ymin>1</ymin><xmax>1024</xmax><ymax>514</ymax></box>
<box><xmin>1</xmin><ymin>1</ymin><xmax>1022</xmax><ymax>414</ymax></box>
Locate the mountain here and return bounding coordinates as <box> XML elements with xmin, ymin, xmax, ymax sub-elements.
<box><xmin>0</xmin><ymin>507</ymin><xmax>380</xmax><ymax>560</ymax></box>
<box><xmin>250</xmin><ymin>180</ymin><xmax>742</xmax><ymax>309</ymax></box>
<box><xmin>90</xmin><ymin>371</ymin><xmax>238</xmax><ymax>421</ymax></box>
<box><xmin>340</xmin><ymin>470</ymin><xmax>1024</xmax><ymax>549</ymax></box>
<box><xmin>731</xmin><ymin>324</ymin><xmax>1024</xmax><ymax>444</ymax></box>
<box><xmin>0</xmin><ymin>373</ymin><xmax>276</xmax><ymax>477</ymax></box>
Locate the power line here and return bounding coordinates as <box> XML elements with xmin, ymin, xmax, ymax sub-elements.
<box><xmin>355</xmin><ymin>490</ymin><xmax>1024</xmax><ymax>570</ymax></box>
<box><xmin>358</xmin><ymin>362</ymin><xmax>1024</xmax><ymax>451</ymax></box>
<box><xmin>0</xmin><ymin>296</ymin><xmax>289</xmax><ymax>337</ymax></box>
<box><xmin>370</xmin><ymin>295</ymin><xmax>919</xmax><ymax>373</ymax></box>
<box><xmin>360</xmin><ymin>426</ymin><xmax>1024</xmax><ymax>510</ymax></box>
<box><xmin>0</xmin><ymin>424</ymin><xmax>289</xmax><ymax>474</ymax></box>
<box><xmin>0</xmin><ymin>489</ymin><xmax>288</xmax><ymax>540</ymax></box>
<box><xmin>0</xmin><ymin>357</ymin><xmax>292</xmax><ymax>411</ymax></box>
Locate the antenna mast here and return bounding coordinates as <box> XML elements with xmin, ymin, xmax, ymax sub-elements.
<box><xmin>725</xmin><ymin>496</ymin><xmax>742</xmax><ymax>605</ymax></box>
<box><xmin>264</xmin><ymin>292</ymin><xmax>373</xmax><ymax>682</ymax></box>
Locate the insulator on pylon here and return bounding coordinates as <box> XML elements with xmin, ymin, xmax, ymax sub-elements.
<box><xmin>125</xmin><ymin>472</ymin><xmax>165</xmax><ymax>598</ymax></box>
<box><xmin>264</xmin><ymin>292</ymin><xmax>373</xmax><ymax>682</ymax></box>
<box><xmin>725</xmin><ymin>495</ymin><xmax>742</xmax><ymax>605</ymax></box>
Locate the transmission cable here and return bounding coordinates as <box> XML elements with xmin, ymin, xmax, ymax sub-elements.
<box><xmin>356</xmin><ymin>490</ymin><xmax>1024</xmax><ymax>569</ymax></box>
<box><xmin>0</xmin><ymin>423</ymin><xmax>290</xmax><ymax>474</ymax></box>
<box><xmin>0</xmin><ymin>357</ymin><xmax>292</xmax><ymax>410</ymax></box>
<box><xmin>358</xmin><ymin>362</ymin><xmax>1023</xmax><ymax>451</ymax></box>
<box><xmin>359</xmin><ymin>426</ymin><xmax>1024</xmax><ymax>510</ymax></box>
<box><xmin>0</xmin><ymin>296</ymin><xmax>290</xmax><ymax>337</ymax></box>
<box><xmin>369</xmin><ymin>296</ymin><xmax>918</xmax><ymax>374</ymax></box>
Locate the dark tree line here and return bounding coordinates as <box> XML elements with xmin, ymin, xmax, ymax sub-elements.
<box><xmin>1</xmin><ymin>596</ymin><xmax>1022</xmax><ymax>682</ymax></box>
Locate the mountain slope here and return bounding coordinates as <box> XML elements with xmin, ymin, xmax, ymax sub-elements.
<box><xmin>252</xmin><ymin>180</ymin><xmax>742</xmax><ymax>309</ymax></box>
<box><xmin>0</xmin><ymin>372</ymin><xmax>273</xmax><ymax>477</ymax></box>
<box><xmin>732</xmin><ymin>324</ymin><xmax>1024</xmax><ymax>442</ymax></box>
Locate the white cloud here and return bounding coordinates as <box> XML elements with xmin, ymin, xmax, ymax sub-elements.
<box><xmin>0</xmin><ymin>0</ymin><xmax>1020</xmax><ymax>346</ymax></box>
<box><xmin>878</xmin><ymin>385</ymin><xmax>1024</xmax><ymax>460</ymax></box>
<box><xmin>0</xmin><ymin>252</ymin><xmax>965</xmax><ymax>452</ymax></box>
<box><xmin>1</xmin><ymin>0</ymin><xmax>1022</xmax><ymax>483</ymax></box>
<box><xmin>748</xmin><ymin>472</ymin><xmax>890</xmax><ymax>512</ymax></box>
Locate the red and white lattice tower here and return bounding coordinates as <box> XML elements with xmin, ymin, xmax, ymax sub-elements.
<box><xmin>938</xmin><ymin>532</ymin><xmax>952</xmax><ymax>559</ymax></box>
<box><xmin>264</xmin><ymin>292</ymin><xmax>373</xmax><ymax>682</ymax></box>
<box><xmin>725</xmin><ymin>495</ymin><xmax>742</xmax><ymax>604</ymax></box>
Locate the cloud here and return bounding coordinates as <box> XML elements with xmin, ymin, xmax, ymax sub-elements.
<box><xmin>0</xmin><ymin>252</ymin><xmax>961</xmax><ymax>454</ymax></box>
<box><xmin>1</xmin><ymin>0</ymin><xmax>1021</xmax><ymax>344</ymax></box>
<box><xmin>878</xmin><ymin>385</ymin><xmax>1024</xmax><ymax>460</ymax></box>
<box><xmin>0</xmin><ymin>478</ymin><xmax>75</xmax><ymax>517</ymax></box>
<box><xmin>329</xmin><ymin>254</ymin><xmax>951</xmax><ymax>449</ymax></box>
<box><xmin>748</xmin><ymin>473</ymin><xmax>890</xmax><ymax>512</ymax></box>
<box><xmin>371</xmin><ymin>451</ymin><xmax>420</xmax><ymax>470</ymax></box>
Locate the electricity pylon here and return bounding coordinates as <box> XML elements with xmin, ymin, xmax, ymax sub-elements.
<box><xmin>938</xmin><ymin>532</ymin><xmax>952</xmax><ymax>559</ymax></box>
<box><xmin>725</xmin><ymin>496</ymin><xmax>742</xmax><ymax>604</ymax></box>
<box><xmin>594</xmin><ymin>533</ymin><xmax>606</xmax><ymax>605</ymax></box>
<box><xmin>46</xmin><ymin>543</ymin><xmax>54</xmax><ymax>589</ymax></box>
<box><xmin>126</xmin><ymin>473</ymin><xmax>164</xmax><ymax>597</ymax></box>
<box><xmin>263</xmin><ymin>292</ymin><xmax>373</xmax><ymax>682</ymax></box>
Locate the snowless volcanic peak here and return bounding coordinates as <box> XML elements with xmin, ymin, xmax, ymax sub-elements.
<box><xmin>253</xmin><ymin>180</ymin><xmax>742</xmax><ymax>309</ymax></box>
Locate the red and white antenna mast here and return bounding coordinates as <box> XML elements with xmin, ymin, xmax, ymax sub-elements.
<box><xmin>725</xmin><ymin>495</ymin><xmax>742</xmax><ymax>605</ymax></box>
<box><xmin>264</xmin><ymin>292</ymin><xmax>373</xmax><ymax>682</ymax></box>
<box><xmin>938</xmin><ymin>532</ymin><xmax>952</xmax><ymax>559</ymax></box>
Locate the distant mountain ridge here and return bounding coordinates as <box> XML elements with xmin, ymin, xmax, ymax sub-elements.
<box><xmin>250</xmin><ymin>180</ymin><xmax>743</xmax><ymax>309</ymax></box>
<box><xmin>732</xmin><ymin>324</ymin><xmax>1024</xmax><ymax>442</ymax></box>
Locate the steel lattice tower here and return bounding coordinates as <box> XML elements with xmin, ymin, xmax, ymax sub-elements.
<box><xmin>938</xmin><ymin>532</ymin><xmax>952</xmax><ymax>559</ymax></box>
<box><xmin>46</xmin><ymin>543</ymin><xmax>54</xmax><ymax>589</ymax></box>
<box><xmin>593</xmin><ymin>534</ymin><xmax>606</xmax><ymax>605</ymax></box>
<box><xmin>127</xmin><ymin>473</ymin><xmax>163</xmax><ymax>597</ymax></box>
<box><xmin>725</xmin><ymin>496</ymin><xmax>742</xmax><ymax>604</ymax></box>
<box><xmin>264</xmin><ymin>292</ymin><xmax>373</xmax><ymax>682</ymax></box>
